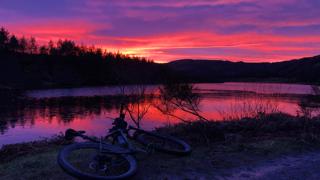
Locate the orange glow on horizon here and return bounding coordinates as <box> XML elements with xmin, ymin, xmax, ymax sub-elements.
<box><xmin>3</xmin><ymin>23</ymin><xmax>320</xmax><ymax>63</ymax></box>
<box><xmin>2</xmin><ymin>0</ymin><xmax>320</xmax><ymax>63</ymax></box>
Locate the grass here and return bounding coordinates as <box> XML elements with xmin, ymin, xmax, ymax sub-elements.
<box><xmin>0</xmin><ymin>137</ymin><xmax>317</xmax><ymax>179</ymax></box>
<box><xmin>0</xmin><ymin>148</ymin><xmax>72</xmax><ymax>180</ymax></box>
<box><xmin>156</xmin><ymin>113</ymin><xmax>320</xmax><ymax>146</ymax></box>
<box><xmin>0</xmin><ymin>134</ymin><xmax>68</xmax><ymax>163</ymax></box>
<box><xmin>1</xmin><ymin>113</ymin><xmax>320</xmax><ymax>179</ymax></box>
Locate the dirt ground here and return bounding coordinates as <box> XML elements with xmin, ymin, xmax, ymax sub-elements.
<box><xmin>1</xmin><ymin>138</ymin><xmax>320</xmax><ymax>180</ymax></box>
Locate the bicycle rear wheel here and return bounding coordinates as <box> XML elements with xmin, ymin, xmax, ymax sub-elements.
<box><xmin>134</xmin><ymin>131</ymin><xmax>191</xmax><ymax>155</ymax></box>
<box><xmin>57</xmin><ymin>142</ymin><xmax>137</xmax><ymax>180</ymax></box>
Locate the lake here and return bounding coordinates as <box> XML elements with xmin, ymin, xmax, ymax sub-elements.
<box><xmin>0</xmin><ymin>82</ymin><xmax>319</xmax><ymax>147</ymax></box>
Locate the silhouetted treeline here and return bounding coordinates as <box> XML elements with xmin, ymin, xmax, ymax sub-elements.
<box><xmin>1</xmin><ymin>27</ymin><xmax>320</xmax><ymax>90</ymax></box>
<box><xmin>0</xmin><ymin>27</ymin><xmax>168</xmax><ymax>89</ymax></box>
<box><xmin>0</xmin><ymin>27</ymin><xmax>153</xmax><ymax>59</ymax></box>
<box><xmin>168</xmin><ymin>56</ymin><xmax>320</xmax><ymax>84</ymax></box>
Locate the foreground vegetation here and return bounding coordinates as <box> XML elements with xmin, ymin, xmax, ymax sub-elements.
<box><xmin>1</xmin><ymin>113</ymin><xmax>320</xmax><ymax>179</ymax></box>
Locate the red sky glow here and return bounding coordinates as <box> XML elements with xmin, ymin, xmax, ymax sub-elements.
<box><xmin>1</xmin><ymin>0</ymin><xmax>320</xmax><ymax>63</ymax></box>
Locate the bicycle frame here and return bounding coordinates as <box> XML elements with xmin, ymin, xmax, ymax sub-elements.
<box><xmin>105</xmin><ymin>126</ymin><xmax>149</xmax><ymax>154</ymax></box>
<box><xmin>105</xmin><ymin>129</ymin><xmax>132</xmax><ymax>148</ymax></box>
<box><xmin>71</xmin><ymin>126</ymin><xmax>148</xmax><ymax>154</ymax></box>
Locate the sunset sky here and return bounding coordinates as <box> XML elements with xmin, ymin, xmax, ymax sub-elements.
<box><xmin>1</xmin><ymin>0</ymin><xmax>320</xmax><ymax>63</ymax></box>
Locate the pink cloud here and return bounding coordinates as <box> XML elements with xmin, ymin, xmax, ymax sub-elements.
<box><xmin>2</xmin><ymin>0</ymin><xmax>320</xmax><ymax>62</ymax></box>
<box><xmin>4</xmin><ymin>20</ymin><xmax>110</xmax><ymax>44</ymax></box>
<box><xmin>91</xmin><ymin>31</ymin><xmax>320</xmax><ymax>62</ymax></box>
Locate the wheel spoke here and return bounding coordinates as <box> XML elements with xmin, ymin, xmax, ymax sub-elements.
<box><xmin>58</xmin><ymin>142</ymin><xmax>137</xmax><ymax>179</ymax></box>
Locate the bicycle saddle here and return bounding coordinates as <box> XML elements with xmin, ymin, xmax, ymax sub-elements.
<box><xmin>65</xmin><ymin>128</ymin><xmax>86</xmax><ymax>140</ymax></box>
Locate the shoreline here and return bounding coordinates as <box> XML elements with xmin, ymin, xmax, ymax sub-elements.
<box><xmin>1</xmin><ymin>113</ymin><xmax>320</xmax><ymax>179</ymax></box>
<box><xmin>2</xmin><ymin>113</ymin><xmax>320</xmax><ymax>152</ymax></box>
<box><xmin>2</xmin><ymin>80</ymin><xmax>319</xmax><ymax>92</ymax></box>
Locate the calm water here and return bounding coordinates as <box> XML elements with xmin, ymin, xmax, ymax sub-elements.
<box><xmin>0</xmin><ymin>82</ymin><xmax>319</xmax><ymax>147</ymax></box>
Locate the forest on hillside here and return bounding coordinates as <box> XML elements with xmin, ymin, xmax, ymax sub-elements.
<box><xmin>0</xmin><ymin>27</ymin><xmax>169</xmax><ymax>89</ymax></box>
<box><xmin>168</xmin><ymin>56</ymin><xmax>320</xmax><ymax>84</ymax></box>
<box><xmin>1</xmin><ymin>27</ymin><xmax>319</xmax><ymax>91</ymax></box>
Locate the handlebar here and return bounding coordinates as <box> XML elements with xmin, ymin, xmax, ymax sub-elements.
<box><xmin>64</xmin><ymin>128</ymin><xmax>138</xmax><ymax>154</ymax></box>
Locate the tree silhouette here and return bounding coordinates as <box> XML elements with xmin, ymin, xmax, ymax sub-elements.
<box><xmin>8</xmin><ymin>35</ymin><xmax>19</xmax><ymax>52</ymax></box>
<box><xmin>0</xmin><ymin>27</ymin><xmax>9</xmax><ymax>51</ymax></box>
<box><xmin>0</xmin><ymin>26</ymin><xmax>161</xmax><ymax>89</ymax></box>
<box><xmin>28</xmin><ymin>37</ymin><xmax>38</xmax><ymax>54</ymax></box>
<box><xmin>18</xmin><ymin>37</ymin><xmax>28</xmax><ymax>53</ymax></box>
<box><xmin>56</xmin><ymin>40</ymin><xmax>77</xmax><ymax>56</ymax></box>
<box><xmin>48</xmin><ymin>40</ymin><xmax>56</xmax><ymax>55</ymax></box>
<box><xmin>39</xmin><ymin>45</ymin><xmax>49</xmax><ymax>55</ymax></box>
<box><xmin>125</xmin><ymin>85</ymin><xmax>152</xmax><ymax>128</ymax></box>
<box><xmin>155</xmin><ymin>83</ymin><xmax>208</xmax><ymax>122</ymax></box>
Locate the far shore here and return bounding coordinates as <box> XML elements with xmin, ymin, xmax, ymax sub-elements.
<box><xmin>1</xmin><ymin>80</ymin><xmax>319</xmax><ymax>92</ymax></box>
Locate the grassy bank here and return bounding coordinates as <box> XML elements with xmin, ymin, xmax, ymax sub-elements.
<box><xmin>157</xmin><ymin>113</ymin><xmax>320</xmax><ymax>146</ymax></box>
<box><xmin>1</xmin><ymin>113</ymin><xmax>320</xmax><ymax>179</ymax></box>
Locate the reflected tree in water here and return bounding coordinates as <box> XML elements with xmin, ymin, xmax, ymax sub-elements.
<box><xmin>0</xmin><ymin>96</ymin><xmax>151</xmax><ymax>134</ymax></box>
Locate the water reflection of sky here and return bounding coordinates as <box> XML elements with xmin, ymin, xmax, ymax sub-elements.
<box><xmin>27</xmin><ymin>83</ymin><xmax>319</xmax><ymax>98</ymax></box>
<box><xmin>1</xmin><ymin>82</ymin><xmax>319</xmax><ymax>147</ymax></box>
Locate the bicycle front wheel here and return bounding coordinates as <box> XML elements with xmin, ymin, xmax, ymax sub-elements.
<box><xmin>134</xmin><ymin>131</ymin><xmax>191</xmax><ymax>156</ymax></box>
<box><xmin>57</xmin><ymin>142</ymin><xmax>137</xmax><ymax>180</ymax></box>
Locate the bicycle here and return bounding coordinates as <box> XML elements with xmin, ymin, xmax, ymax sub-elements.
<box><xmin>57</xmin><ymin>111</ymin><xmax>191</xmax><ymax>179</ymax></box>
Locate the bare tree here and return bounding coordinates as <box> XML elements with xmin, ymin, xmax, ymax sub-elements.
<box><xmin>125</xmin><ymin>85</ymin><xmax>152</xmax><ymax>128</ymax></box>
<box><xmin>155</xmin><ymin>83</ymin><xmax>208</xmax><ymax>122</ymax></box>
<box><xmin>116</xmin><ymin>84</ymin><xmax>153</xmax><ymax>128</ymax></box>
